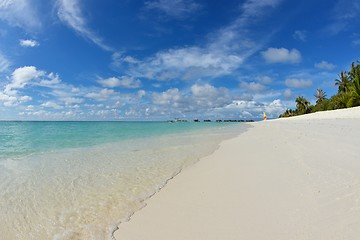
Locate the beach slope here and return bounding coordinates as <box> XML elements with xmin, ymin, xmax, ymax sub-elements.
<box><xmin>115</xmin><ymin>107</ymin><xmax>360</xmax><ymax>240</ymax></box>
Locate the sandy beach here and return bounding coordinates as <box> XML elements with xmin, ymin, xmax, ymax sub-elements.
<box><xmin>114</xmin><ymin>107</ymin><xmax>360</xmax><ymax>240</ymax></box>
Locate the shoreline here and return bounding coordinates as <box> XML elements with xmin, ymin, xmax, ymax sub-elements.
<box><xmin>114</xmin><ymin>107</ymin><xmax>360</xmax><ymax>240</ymax></box>
<box><xmin>1</xmin><ymin>121</ymin><xmax>246</xmax><ymax>239</ymax></box>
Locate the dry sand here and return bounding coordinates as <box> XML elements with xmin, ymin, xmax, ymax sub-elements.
<box><xmin>114</xmin><ymin>107</ymin><xmax>360</xmax><ymax>240</ymax></box>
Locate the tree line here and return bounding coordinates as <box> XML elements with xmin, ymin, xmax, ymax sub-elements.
<box><xmin>279</xmin><ymin>60</ymin><xmax>360</xmax><ymax>118</ymax></box>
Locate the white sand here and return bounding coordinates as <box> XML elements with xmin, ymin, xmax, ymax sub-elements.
<box><xmin>114</xmin><ymin>107</ymin><xmax>360</xmax><ymax>240</ymax></box>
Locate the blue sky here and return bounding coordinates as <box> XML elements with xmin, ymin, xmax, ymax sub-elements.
<box><xmin>0</xmin><ymin>0</ymin><xmax>360</xmax><ymax>120</ymax></box>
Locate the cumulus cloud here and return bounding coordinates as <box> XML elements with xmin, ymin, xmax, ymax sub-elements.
<box><xmin>0</xmin><ymin>92</ymin><xmax>17</xmax><ymax>106</ymax></box>
<box><xmin>60</xmin><ymin>97</ymin><xmax>84</xmax><ymax>104</ymax></box>
<box><xmin>144</xmin><ymin>0</ymin><xmax>201</xmax><ymax>19</ymax></box>
<box><xmin>151</xmin><ymin>84</ymin><xmax>232</xmax><ymax>117</ymax></box>
<box><xmin>292</xmin><ymin>30</ymin><xmax>307</xmax><ymax>42</ymax></box>
<box><xmin>0</xmin><ymin>65</ymin><xmax>77</xmax><ymax>107</ymax></box>
<box><xmin>56</xmin><ymin>0</ymin><xmax>112</xmax><ymax>51</ymax></box>
<box><xmin>219</xmin><ymin>98</ymin><xmax>287</xmax><ymax>119</ymax></box>
<box><xmin>38</xmin><ymin>73</ymin><xmax>62</xmax><ymax>87</ymax></box>
<box><xmin>19</xmin><ymin>39</ymin><xmax>39</xmax><ymax>47</ymax></box>
<box><xmin>285</xmin><ymin>78</ymin><xmax>312</xmax><ymax>89</ymax></box>
<box><xmin>266</xmin><ymin>99</ymin><xmax>287</xmax><ymax>115</ymax></box>
<box><xmin>5</xmin><ymin>66</ymin><xmax>45</xmax><ymax>95</ymax></box>
<box><xmin>240</xmin><ymin>82</ymin><xmax>267</xmax><ymax>93</ymax></box>
<box><xmin>314</xmin><ymin>60</ymin><xmax>336</xmax><ymax>70</ymax></box>
<box><xmin>41</xmin><ymin>101</ymin><xmax>63</xmax><ymax>109</ymax></box>
<box><xmin>262</xmin><ymin>47</ymin><xmax>301</xmax><ymax>64</ymax></box>
<box><xmin>283</xmin><ymin>89</ymin><xmax>293</xmax><ymax>99</ymax></box>
<box><xmin>138</xmin><ymin>90</ymin><xmax>146</xmax><ymax>98</ymax></box>
<box><xmin>25</xmin><ymin>105</ymin><xmax>35</xmax><ymax>111</ymax></box>
<box><xmin>256</xmin><ymin>75</ymin><xmax>272</xmax><ymax>84</ymax></box>
<box><xmin>19</xmin><ymin>95</ymin><xmax>32</xmax><ymax>101</ymax></box>
<box><xmin>85</xmin><ymin>88</ymin><xmax>116</xmax><ymax>102</ymax></box>
<box><xmin>0</xmin><ymin>92</ymin><xmax>32</xmax><ymax>107</ymax></box>
<box><xmin>190</xmin><ymin>83</ymin><xmax>231</xmax><ymax>108</ymax></box>
<box><xmin>152</xmin><ymin>88</ymin><xmax>182</xmax><ymax>105</ymax></box>
<box><xmin>0</xmin><ymin>0</ymin><xmax>41</xmax><ymax>31</ymax></box>
<box><xmin>97</xmin><ymin>76</ymin><xmax>141</xmax><ymax>88</ymax></box>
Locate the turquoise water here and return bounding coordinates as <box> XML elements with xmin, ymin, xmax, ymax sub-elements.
<box><xmin>0</xmin><ymin>121</ymin><xmax>245</xmax><ymax>240</ymax></box>
<box><xmin>0</xmin><ymin>121</ymin><xmax>221</xmax><ymax>157</ymax></box>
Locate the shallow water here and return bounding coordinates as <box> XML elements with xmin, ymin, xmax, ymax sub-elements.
<box><xmin>0</xmin><ymin>121</ymin><xmax>246</xmax><ymax>239</ymax></box>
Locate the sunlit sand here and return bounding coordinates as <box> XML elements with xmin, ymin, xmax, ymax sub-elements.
<box><xmin>115</xmin><ymin>107</ymin><xmax>360</xmax><ymax>240</ymax></box>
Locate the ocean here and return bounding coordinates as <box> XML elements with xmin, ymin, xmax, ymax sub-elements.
<box><xmin>0</xmin><ymin>121</ymin><xmax>245</xmax><ymax>240</ymax></box>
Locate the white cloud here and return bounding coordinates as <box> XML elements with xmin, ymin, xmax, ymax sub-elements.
<box><xmin>292</xmin><ymin>30</ymin><xmax>307</xmax><ymax>42</ymax></box>
<box><xmin>262</xmin><ymin>48</ymin><xmax>301</xmax><ymax>64</ymax></box>
<box><xmin>190</xmin><ymin>84</ymin><xmax>231</xmax><ymax>109</ymax></box>
<box><xmin>151</xmin><ymin>84</ymin><xmax>232</xmax><ymax>116</ymax></box>
<box><xmin>0</xmin><ymin>53</ymin><xmax>10</xmax><ymax>72</ymax></box>
<box><xmin>25</xmin><ymin>105</ymin><xmax>35</xmax><ymax>111</ymax></box>
<box><xmin>0</xmin><ymin>65</ymin><xmax>82</xmax><ymax>108</ymax></box>
<box><xmin>127</xmin><ymin>47</ymin><xmax>243</xmax><ymax>81</ymax></box>
<box><xmin>152</xmin><ymin>88</ymin><xmax>182</xmax><ymax>105</ymax></box>
<box><xmin>255</xmin><ymin>75</ymin><xmax>272</xmax><ymax>84</ymax></box>
<box><xmin>138</xmin><ymin>90</ymin><xmax>146</xmax><ymax>98</ymax></box>
<box><xmin>239</xmin><ymin>110</ymin><xmax>253</xmax><ymax>118</ymax></box>
<box><xmin>41</xmin><ymin>101</ymin><xmax>63</xmax><ymax>109</ymax></box>
<box><xmin>5</xmin><ymin>66</ymin><xmax>45</xmax><ymax>95</ymax></box>
<box><xmin>0</xmin><ymin>0</ymin><xmax>41</xmax><ymax>31</ymax></box>
<box><xmin>115</xmin><ymin>0</ymin><xmax>283</xmax><ymax>82</ymax></box>
<box><xmin>60</xmin><ymin>97</ymin><xmax>84</xmax><ymax>104</ymax></box>
<box><xmin>283</xmin><ymin>89</ymin><xmax>293</xmax><ymax>99</ymax></box>
<box><xmin>266</xmin><ymin>99</ymin><xmax>287</xmax><ymax>115</ymax></box>
<box><xmin>240</xmin><ymin>82</ymin><xmax>267</xmax><ymax>93</ymax></box>
<box><xmin>314</xmin><ymin>60</ymin><xmax>336</xmax><ymax>70</ymax></box>
<box><xmin>19</xmin><ymin>39</ymin><xmax>39</xmax><ymax>47</ymax></box>
<box><xmin>56</xmin><ymin>0</ymin><xmax>113</xmax><ymax>51</ymax></box>
<box><xmin>19</xmin><ymin>95</ymin><xmax>32</xmax><ymax>102</ymax></box>
<box><xmin>0</xmin><ymin>92</ymin><xmax>31</xmax><ymax>107</ymax></box>
<box><xmin>38</xmin><ymin>73</ymin><xmax>61</xmax><ymax>87</ymax></box>
<box><xmin>144</xmin><ymin>0</ymin><xmax>201</xmax><ymax>19</ymax></box>
<box><xmin>97</xmin><ymin>76</ymin><xmax>141</xmax><ymax>88</ymax></box>
<box><xmin>161</xmin><ymin>48</ymin><xmax>241</xmax><ymax>70</ymax></box>
<box><xmin>191</xmin><ymin>84</ymin><xmax>217</xmax><ymax>98</ymax></box>
<box><xmin>285</xmin><ymin>78</ymin><xmax>312</xmax><ymax>89</ymax></box>
<box><xmin>85</xmin><ymin>88</ymin><xmax>116</xmax><ymax>102</ymax></box>
<box><xmin>123</xmin><ymin>56</ymin><xmax>141</xmax><ymax>64</ymax></box>
<box><xmin>0</xmin><ymin>92</ymin><xmax>17</xmax><ymax>106</ymax></box>
<box><xmin>326</xmin><ymin>0</ymin><xmax>360</xmax><ymax>35</ymax></box>
<box><xmin>11</xmin><ymin>66</ymin><xmax>43</xmax><ymax>83</ymax></box>
<box><xmin>221</xmin><ymin>98</ymin><xmax>286</xmax><ymax>119</ymax></box>
<box><xmin>241</xmin><ymin>0</ymin><xmax>282</xmax><ymax>18</ymax></box>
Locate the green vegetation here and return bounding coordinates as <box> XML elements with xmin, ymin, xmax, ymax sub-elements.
<box><xmin>279</xmin><ymin>61</ymin><xmax>360</xmax><ymax>118</ymax></box>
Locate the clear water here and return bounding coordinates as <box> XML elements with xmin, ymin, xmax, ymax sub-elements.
<box><xmin>0</xmin><ymin>121</ymin><xmax>246</xmax><ymax>240</ymax></box>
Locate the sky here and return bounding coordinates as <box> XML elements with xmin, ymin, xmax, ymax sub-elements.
<box><xmin>0</xmin><ymin>0</ymin><xmax>360</xmax><ymax>120</ymax></box>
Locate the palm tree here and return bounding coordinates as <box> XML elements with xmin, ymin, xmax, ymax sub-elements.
<box><xmin>349</xmin><ymin>73</ymin><xmax>360</xmax><ymax>107</ymax></box>
<box><xmin>335</xmin><ymin>71</ymin><xmax>350</xmax><ymax>93</ymax></box>
<box><xmin>349</xmin><ymin>61</ymin><xmax>360</xmax><ymax>82</ymax></box>
<box><xmin>314</xmin><ymin>88</ymin><xmax>327</xmax><ymax>105</ymax></box>
<box><xmin>341</xmin><ymin>61</ymin><xmax>360</xmax><ymax>107</ymax></box>
<box><xmin>295</xmin><ymin>96</ymin><xmax>310</xmax><ymax>114</ymax></box>
<box><xmin>284</xmin><ymin>109</ymin><xmax>295</xmax><ymax>117</ymax></box>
